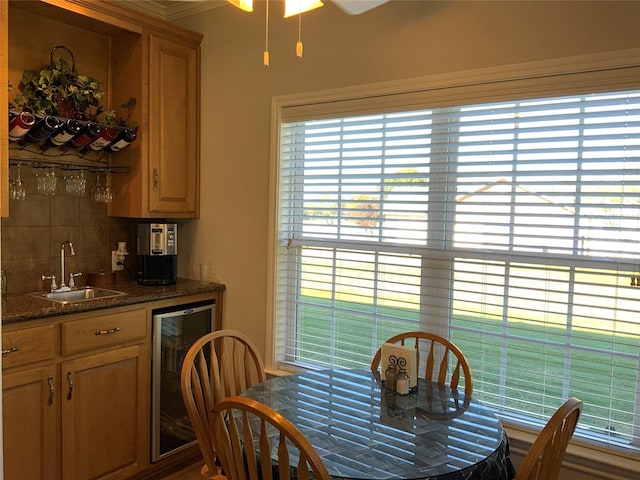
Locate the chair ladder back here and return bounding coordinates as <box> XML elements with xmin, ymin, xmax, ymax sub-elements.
<box><xmin>538</xmin><ymin>410</ymin><xmax>581</xmax><ymax>479</ymax></box>
<box><xmin>276</xmin><ymin>433</ymin><xmax>292</xmax><ymax>480</ymax></box>
<box><xmin>238</xmin><ymin>340</ymin><xmax>263</xmax><ymax>391</ymax></box>
<box><xmin>296</xmin><ymin>455</ymin><xmax>313</xmax><ymax>480</ymax></box>
<box><xmin>436</xmin><ymin>344</ymin><xmax>451</xmax><ymax>386</ymax></box>
<box><xmin>182</xmin><ymin>330</ymin><xmax>268</xmax><ymax>479</ymax></box>
<box><xmin>241</xmin><ymin>412</ymin><xmax>260</xmax><ymax>480</ymax></box>
<box><xmin>450</xmin><ymin>359</ymin><xmax>461</xmax><ymax>391</ymax></box>
<box><xmin>515</xmin><ymin>397</ymin><xmax>582</xmax><ymax>480</ymax></box>
<box><xmin>213</xmin><ymin>397</ymin><xmax>331</xmax><ymax>480</ymax></box>
<box><xmin>424</xmin><ymin>339</ymin><xmax>452</xmax><ymax>387</ymax></box>
<box><xmin>372</xmin><ymin>331</ymin><xmax>473</xmax><ymax>397</ymax></box>
<box><xmin>184</xmin><ymin>349</ymin><xmax>218</xmax><ymax>476</ymax></box>
<box><xmin>218</xmin><ymin>336</ymin><xmax>241</xmax><ymax>398</ymax></box>
<box><xmin>188</xmin><ymin>368</ymin><xmax>216</xmax><ymax>467</ymax></box>
<box><xmin>255</xmin><ymin>417</ymin><xmax>273</xmax><ymax>480</ymax></box>
<box><xmin>206</xmin><ymin>344</ymin><xmax>225</xmax><ymax>406</ymax></box>
<box><xmin>425</xmin><ymin>339</ymin><xmax>435</xmax><ymax>382</ymax></box>
<box><xmin>219</xmin><ymin>407</ymin><xmax>246</xmax><ymax>480</ymax></box>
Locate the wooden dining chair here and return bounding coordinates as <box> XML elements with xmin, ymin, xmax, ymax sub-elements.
<box><xmin>212</xmin><ymin>396</ymin><xmax>331</xmax><ymax>480</ymax></box>
<box><xmin>181</xmin><ymin>330</ymin><xmax>266</xmax><ymax>480</ymax></box>
<box><xmin>514</xmin><ymin>397</ymin><xmax>583</xmax><ymax>480</ymax></box>
<box><xmin>370</xmin><ymin>331</ymin><xmax>473</xmax><ymax>396</ymax></box>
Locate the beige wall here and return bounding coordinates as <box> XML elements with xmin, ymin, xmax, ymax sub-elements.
<box><xmin>175</xmin><ymin>0</ymin><xmax>640</xmax><ymax>360</ymax></box>
<box><xmin>173</xmin><ymin>3</ymin><xmax>640</xmax><ymax>477</ymax></box>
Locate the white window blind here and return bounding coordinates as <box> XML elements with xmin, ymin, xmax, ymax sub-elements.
<box><xmin>274</xmin><ymin>86</ymin><xmax>640</xmax><ymax>455</ymax></box>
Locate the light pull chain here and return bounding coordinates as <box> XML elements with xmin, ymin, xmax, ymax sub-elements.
<box><xmin>264</xmin><ymin>0</ymin><xmax>270</xmax><ymax>66</ymax></box>
<box><xmin>296</xmin><ymin>13</ymin><xmax>303</xmax><ymax>58</ymax></box>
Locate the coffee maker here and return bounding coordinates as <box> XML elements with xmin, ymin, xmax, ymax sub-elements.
<box><xmin>136</xmin><ymin>223</ymin><xmax>177</xmax><ymax>285</ymax></box>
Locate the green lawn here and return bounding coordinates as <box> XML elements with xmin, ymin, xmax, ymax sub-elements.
<box><xmin>295</xmin><ymin>295</ymin><xmax>640</xmax><ymax>443</ymax></box>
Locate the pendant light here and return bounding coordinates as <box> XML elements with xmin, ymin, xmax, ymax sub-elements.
<box><xmin>283</xmin><ymin>0</ymin><xmax>324</xmax><ymax>18</ymax></box>
<box><xmin>227</xmin><ymin>0</ymin><xmax>323</xmax><ymax>16</ymax></box>
<box><xmin>227</xmin><ymin>0</ymin><xmax>253</xmax><ymax>12</ymax></box>
<box><xmin>228</xmin><ymin>0</ymin><xmax>324</xmax><ymax>64</ymax></box>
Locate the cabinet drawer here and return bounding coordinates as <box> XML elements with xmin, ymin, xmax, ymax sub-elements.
<box><xmin>2</xmin><ymin>324</ymin><xmax>57</xmax><ymax>369</ymax></box>
<box><xmin>62</xmin><ymin>308</ymin><xmax>147</xmax><ymax>355</ymax></box>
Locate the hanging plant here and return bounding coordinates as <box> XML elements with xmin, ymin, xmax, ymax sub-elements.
<box><xmin>12</xmin><ymin>46</ymin><xmax>135</xmax><ymax>128</ymax></box>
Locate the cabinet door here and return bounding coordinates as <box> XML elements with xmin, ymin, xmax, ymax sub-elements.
<box><xmin>1</xmin><ymin>0</ymin><xmax>8</xmax><ymax>218</ymax></box>
<box><xmin>3</xmin><ymin>366</ymin><xmax>59</xmax><ymax>480</ymax></box>
<box><xmin>148</xmin><ymin>33</ymin><xmax>199</xmax><ymax>216</ymax></box>
<box><xmin>61</xmin><ymin>345</ymin><xmax>148</xmax><ymax>480</ymax></box>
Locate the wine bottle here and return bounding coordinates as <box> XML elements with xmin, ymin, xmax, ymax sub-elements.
<box><xmin>86</xmin><ymin>126</ymin><xmax>118</xmax><ymax>152</ymax></box>
<box><xmin>8</xmin><ymin>111</ymin><xmax>36</xmax><ymax>142</ymax></box>
<box><xmin>61</xmin><ymin>122</ymin><xmax>101</xmax><ymax>152</ymax></box>
<box><xmin>22</xmin><ymin>115</ymin><xmax>62</xmax><ymax>145</ymax></box>
<box><xmin>42</xmin><ymin>118</ymin><xmax>83</xmax><ymax>151</ymax></box>
<box><xmin>104</xmin><ymin>128</ymin><xmax>137</xmax><ymax>153</ymax></box>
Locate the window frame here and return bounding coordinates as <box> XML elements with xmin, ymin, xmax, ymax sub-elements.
<box><xmin>266</xmin><ymin>48</ymin><xmax>640</xmax><ymax>477</ymax></box>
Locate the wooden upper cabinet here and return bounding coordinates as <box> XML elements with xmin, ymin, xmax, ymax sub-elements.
<box><xmin>2</xmin><ymin>0</ymin><xmax>202</xmax><ymax>219</ymax></box>
<box><xmin>1</xmin><ymin>1</ymin><xmax>8</xmax><ymax>218</ymax></box>
<box><xmin>109</xmin><ymin>29</ymin><xmax>201</xmax><ymax>219</ymax></box>
<box><xmin>149</xmin><ymin>33</ymin><xmax>199</xmax><ymax>216</ymax></box>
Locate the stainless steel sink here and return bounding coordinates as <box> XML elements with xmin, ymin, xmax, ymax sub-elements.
<box><xmin>28</xmin><ymin>287</ymin><xmax>127</xmax><ymax>304</ymax></box>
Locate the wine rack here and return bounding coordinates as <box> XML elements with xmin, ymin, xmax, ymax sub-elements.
<box><xmin>8</xmin><ymin>112</ymin><xmax>135</xmax><ymax>173</ymax></box>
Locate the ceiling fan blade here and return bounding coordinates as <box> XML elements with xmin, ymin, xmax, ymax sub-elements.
<box><xmin>332</xmin><ymin>0</ymin><xmax>390</xmax><ymax>15</ymax></box>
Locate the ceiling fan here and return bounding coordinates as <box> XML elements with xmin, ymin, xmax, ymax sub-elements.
<box><xmin>173</xmin><ymin>0</ymin><xmax>391</xmax><ymax>15</ymax></box>
<box><xmin>331</xmin><ymin>0</ymin><xmax>390</xmax><ymax>15</ymax></box>
<box><xmin>332</xmin><ymin>0</ymin><xmax>390</xmax><ymax>15</ymax></box>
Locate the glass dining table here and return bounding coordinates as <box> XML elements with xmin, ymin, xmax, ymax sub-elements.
<box><xmin>240</xmin><ymin>368</ymin><xmax>516</xmax><ymax>480</ymax></box>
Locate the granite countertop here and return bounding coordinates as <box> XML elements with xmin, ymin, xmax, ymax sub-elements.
<box><xmin>1</xmin><ymin>278</ymin><xmax>226</xmax><ymax>325</ymax></box>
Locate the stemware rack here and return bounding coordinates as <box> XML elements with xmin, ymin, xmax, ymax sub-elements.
<box><xmin>9</xmin><ymin>160</ymin><xmax>121</xmax><ymax>203</ymax></box>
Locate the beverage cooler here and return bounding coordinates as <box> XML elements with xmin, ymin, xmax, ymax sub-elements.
<box><xmin>151</xmin><ymin>299</ymin><xmax>216</xmax><ymax>462</ymax></box>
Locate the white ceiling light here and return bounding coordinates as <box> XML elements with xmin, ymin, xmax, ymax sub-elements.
<box><xmin>227</xmin><ymin>0</ymin><xmax>253</xmax><ymax>12</ymax></box>
<box><xmin>283</xmin><ymin>0</ymin><xmax>324</xmax><ymax>18</ymax></box>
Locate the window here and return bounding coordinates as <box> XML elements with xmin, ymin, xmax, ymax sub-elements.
<box><xmin>271</xmin><ymin>60</ymin><xmax>640</xmax><ymax>456</ymax></box>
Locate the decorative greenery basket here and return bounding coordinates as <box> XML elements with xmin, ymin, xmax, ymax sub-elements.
<box><xmin>13</xmin><ymin>46</ymin><xmax>135</xmax><ymax>127</ymax></box>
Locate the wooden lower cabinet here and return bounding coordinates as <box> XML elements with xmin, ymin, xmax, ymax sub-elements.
<box><xmin>2</xmin><ymin>307</ymin><xmax>150</xmax><ymax>480</ymax></box>
<box><xmin>2</xmin><ymin>365</ymin><xmax>59</xmax><ymax>480</ymax></box>
<box><xmin>61</xmin><ymin>345</ymin><xmax>148</xmax><ymax>480</ymax></box>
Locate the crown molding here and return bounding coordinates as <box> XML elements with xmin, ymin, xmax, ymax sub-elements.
<box><xmin>119</xmin><ymin>0</ymin><xmax>224</xmax><ymax>22</ymax></box>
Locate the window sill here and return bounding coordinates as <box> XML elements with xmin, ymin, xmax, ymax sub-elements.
<box><xmin>504</xmin><ymin>423</ymin><xmax>640</xmax><ymax>480</ymax></box>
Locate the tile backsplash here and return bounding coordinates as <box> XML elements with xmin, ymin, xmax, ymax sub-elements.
<box><xmin>1</xmin><ymin>164</ymin><xmax>137</xmax><ymax>294</ymax></box>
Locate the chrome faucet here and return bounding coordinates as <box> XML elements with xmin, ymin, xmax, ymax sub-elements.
<box><xmin>59</xmin><ymin>240</ymin><xmax>76</xmax><ymax>290</ymax></box>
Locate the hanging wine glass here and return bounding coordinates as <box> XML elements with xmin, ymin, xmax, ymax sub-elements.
<box><xmin>78</xmin><ymin>169</ymin><xmax>86</xmax><ymax>197</ymax></box>
<box><xmin>104</xmin><ymin>172</ymin><xmax>113</xmax><ymax>203</ymax></box>
<box><xmin>64</xmin><ymin>169</ymin><xmax>87</xmax><ymax>197</ymax></box>
<box><xmin>64</xmin><ymin>170</ymin><xmax>75</xmax><ymax>195</ymax></box>
<box><xmin>93</xmin><ymin>172</ymin><xmax>104</xmax><ymax>203</ymax></box>
<box><xmin>45</xmin><ymin>167</ymin><xmax>57</xmax><ymax>196</ymax></box>
<box><xmin>35</xmin><ymin>167</ymin><xmax>49</xmax><ymax>195</ymax></box>
<box><xmin>10</xmin><ymin>164</ymin><xmax>26</xmax><ymax>200</ymax></box>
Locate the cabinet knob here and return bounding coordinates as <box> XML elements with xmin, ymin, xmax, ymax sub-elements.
<box><xmin>153</xmin><ymin>167</ymin><xmax>159</xmax><ymax>191</ymax></box>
